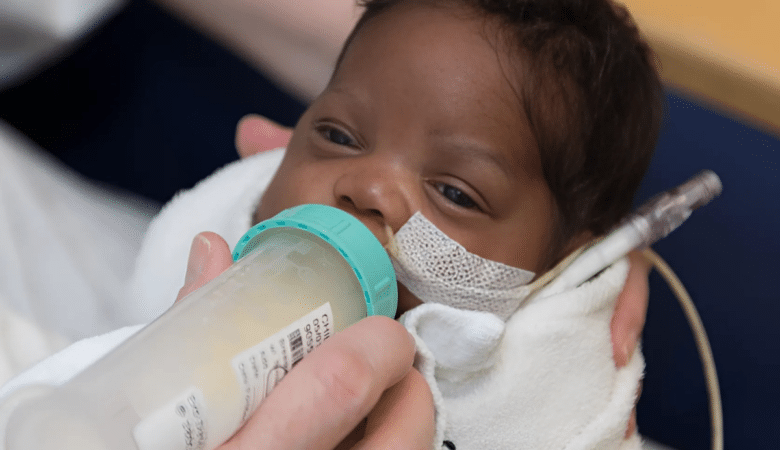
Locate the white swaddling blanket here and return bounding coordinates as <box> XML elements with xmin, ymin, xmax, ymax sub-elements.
<box><xmin>401</xmin><ymin>264</ymin><xmax>643</xmax><ymax>449</ymax></box>
<box><xmin>1</xmin><ymin>148</ymin><xmax>643</xmax><ymax>449</ymax></box>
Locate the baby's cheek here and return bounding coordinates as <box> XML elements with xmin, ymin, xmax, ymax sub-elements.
<box><xmin>253</xmin><ymin>187</ymin><xmax>289</xmax><ymax>225</ymax></box>
<box><xmin>253</xmin><ymin>172</ymin><xmax>301</xmax><ymax>224</ymax></box>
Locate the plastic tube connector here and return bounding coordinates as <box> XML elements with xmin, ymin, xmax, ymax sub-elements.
<box><xmin>630</xmin><ymin>170</ymin><xmax>723</xmax><ymax>247</ymax></box>
<box><xmin>545</xmin><ymin>170</ymin><xmax>722</xmax><ymax>294</ymax></box>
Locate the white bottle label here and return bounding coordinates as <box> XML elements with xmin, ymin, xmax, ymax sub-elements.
<box><xmin>133</xmin><ymin>387</ymin><xmax>208</xmax><ymax>450</ymax></box>
<box><xmin>132</xmin><ymin>303</ymin><xmax>334</xmax><ymax>450</ymax></box>
<box><xmin>231</xmin><ymin>302</ymin><xmax>334</xmax><ymax>423</ymax></box>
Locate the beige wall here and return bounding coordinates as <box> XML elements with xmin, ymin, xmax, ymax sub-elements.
<box><xmin>619</xmin><ymin>0</ymin><xmax>780</xmax><ymax>134</ymax></box>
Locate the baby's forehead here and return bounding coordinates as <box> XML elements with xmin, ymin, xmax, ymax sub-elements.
<box><xmin>318</xmin><ymin>1</ymin><xmax>539</xmax><ymax>167</ymax></box>
<box><xmin>340</xmin><ymin>7</ymin><xmax>527</xmax><ymax>102</ymax></box>
<box><xmin>334</xmin><ymin>1</ymin><xmax>525</xmax><ymax>84</ymax></box>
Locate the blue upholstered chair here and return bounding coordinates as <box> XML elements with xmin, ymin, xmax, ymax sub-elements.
<box><xmin>635</xmin><ymin>91</ymin><xmax>779</xmax><ymax>450</ymax></box>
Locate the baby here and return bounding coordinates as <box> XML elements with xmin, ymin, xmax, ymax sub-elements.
<box><xmin>244</xmin><ymin>0</ymin><xmax>662</xmax><ymax>447</ymax></box>
<box><xmin>1</xmin><ymin>0</ymin><xmax>663</xmax><ymax>448</ymax></box>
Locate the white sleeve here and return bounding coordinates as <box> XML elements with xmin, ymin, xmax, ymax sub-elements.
<box><xmin>0</xmin><ymin>0</ymin><xmax>126</xmax><ymax>89</ymax></box>
<box><xmin>0</xmin><ymin>121</ymin><xmax>158</xmax><ymax>342</ymax></box>
<box><xmin>0</xmin><ymin>325</ymin><xmax>141</xmax><ymax>401</ymax></box>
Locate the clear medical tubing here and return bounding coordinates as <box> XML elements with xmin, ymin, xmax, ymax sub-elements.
<box><xmin>546</xmin><ymin>170</ymin><xmax>722</xmax><ymax>294</ymax></box>
<box><xmin>2</xmin><ymin>204</ymin><xmax>397</xmax><ymax>450</ymax></box>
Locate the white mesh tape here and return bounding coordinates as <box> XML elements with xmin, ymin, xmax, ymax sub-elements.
<box><xmin>390</xmin><ymin>212</ymin><xmax>536</xmax><ymax>320</ymax></box>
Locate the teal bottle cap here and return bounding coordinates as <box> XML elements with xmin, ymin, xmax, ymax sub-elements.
<box><xmin>232</xmin><ymin>204</ymin><xmax>398</xmax><ymax>319</ymax></box>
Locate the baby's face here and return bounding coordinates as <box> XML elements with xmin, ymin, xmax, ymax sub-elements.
<box><xmin>251</xmin><ymin>3</ymin><xmax>556</xmax><ymax>314</ymax></box>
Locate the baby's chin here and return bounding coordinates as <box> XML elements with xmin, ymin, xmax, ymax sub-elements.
<box><xmin>251</xmin><ymin>200</ymin><xmax>279</xmax><ymax>226</ymax></box>
<box><xmin>395</xmin><ymin>282</ymin><xmax>423</xmax><ymax>318</ymax></box>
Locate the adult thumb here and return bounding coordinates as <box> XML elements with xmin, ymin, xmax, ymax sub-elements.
<box><xmin>176</xmin><ymin>232</ymin><xmax>233</xmax><ymax>302</ymax></box>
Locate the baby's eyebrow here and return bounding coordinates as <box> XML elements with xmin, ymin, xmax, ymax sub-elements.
<box><xmin>322</xmin><ymin>85</ymin><xmax>369</xmax><ymax>108</ymax></box>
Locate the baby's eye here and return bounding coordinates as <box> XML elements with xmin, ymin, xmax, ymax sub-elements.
<box><xmin>318</xmin><ymin>125</ymin><xmax>357</xmax><ymax>147</ymax></box>
<box><xmin>435</xmin><ymin>183</ymin><xmax>479</xmax><ymax>209</ymax></box>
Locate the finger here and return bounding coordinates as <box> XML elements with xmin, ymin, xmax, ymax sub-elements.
<box><xmin>611</xmin><ymin>250</ymin><xmax>651</xmax><ymax>367</ymax></box>
<box><xmin>625</xmin><ymin>409</ymin><xmax>637</xmax><ymax>439</ymax></box>
<box><xmin>351</xmin><ymin>368</ymin><xmax>435</xmax><ymax>449</ymax></box>
<box><xmin>219</xmin><ymin>316</ymin><xmax>416</xmax><ymax>450</ymax></box>
<box><xmin>235</xmin><ymin>113</ymin><xmax>294</xmax><ymax>158</ymax></box>
<box><xmin>176</xmin><ymin>232</ymin><xmax>233</xmax><ymax>302</ymax></box>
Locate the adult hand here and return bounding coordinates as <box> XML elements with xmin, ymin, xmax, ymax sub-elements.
<box><xmin>176</xmin><ymin>232</ymin><xmax>435</xmax><ymax>449</ymax></box>
<box><xmin>234</xmin><ymin>113</ymin><xmax>294</xmax><ymax>158</ymax></box>
<box><xmin>611</xmin><ymin>250</ymin><xmax>651</xmax><ymax>437</ymax></box>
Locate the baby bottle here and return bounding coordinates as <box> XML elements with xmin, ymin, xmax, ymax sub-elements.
<box><xmin>1</xmin><ymin>204</ymin><xmax>397</xmax><ymax>450</ymax></box>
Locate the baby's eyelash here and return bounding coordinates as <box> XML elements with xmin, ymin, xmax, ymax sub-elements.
<box><xmin>434</xmin><ymin>182</ymin><xmax>480</xmax><ymax>210</ymax></box>
<box><xmin>315</xmin><ymin>124</ymin><xmax>357</xmax><ymax>147</ymax></box>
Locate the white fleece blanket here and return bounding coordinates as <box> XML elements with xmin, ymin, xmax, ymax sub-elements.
<box><xmin>0</xmin><ymin>148</ymin><xmax>643</xmax><ymax>449</ymax></box>
<box><xmin>401</xmin><ymin>264</ymin><xmax>643</xmax><ymax>450</ymax></box>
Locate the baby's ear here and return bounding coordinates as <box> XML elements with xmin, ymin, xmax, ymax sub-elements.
<box><xmin>235</xmin><ymin>114</ymin><xmax>293</xmax><ymax>158</ymax></box>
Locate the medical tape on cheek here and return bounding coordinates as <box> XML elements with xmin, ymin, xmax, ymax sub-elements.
<box><xmin>387</xmin><ymin>212</ymin><xmax>536</xmax><ymax>321</ymax></box>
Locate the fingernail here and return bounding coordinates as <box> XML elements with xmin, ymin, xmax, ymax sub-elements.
<box><xmin>185</xmin><ymin>234</ymin><xmax>211</xmax><ymax>286</ymax></box>
<box><xmin>621</xmin><ymin>332</ymin><xmax>639</xmax><ymax>367</ymax></box>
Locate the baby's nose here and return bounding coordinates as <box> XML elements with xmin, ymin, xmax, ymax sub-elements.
<box><xmin>339</xmin><ymin>195</ymin><xmax>383</xmax><ymax>221</ymax></box>
<box><xmin>332</xmin><ymin>163</ymin><xmax>415</xmax><ymax>238</ymax></box>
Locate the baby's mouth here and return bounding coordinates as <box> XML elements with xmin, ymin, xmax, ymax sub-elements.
<box><xmin>382</xmin><ymin>223</ymin><xmax>400</xmax><ymax>259</ymax></box>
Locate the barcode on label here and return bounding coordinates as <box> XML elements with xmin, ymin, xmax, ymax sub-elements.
<box><xmin>231</xmin><ymin>302</ymin><xmax>334</xmax><ymax>423</ymax></box>
<box><xmin>289</xmin><ymin>329</ymin><xmax>304</xmax><ymax>366</ymax></box>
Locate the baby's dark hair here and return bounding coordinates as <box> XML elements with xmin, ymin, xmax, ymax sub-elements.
<box><xmin>336</xmin><ymin>0</ymin><xmax>665</xmax><ymax>265</ymax></box>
